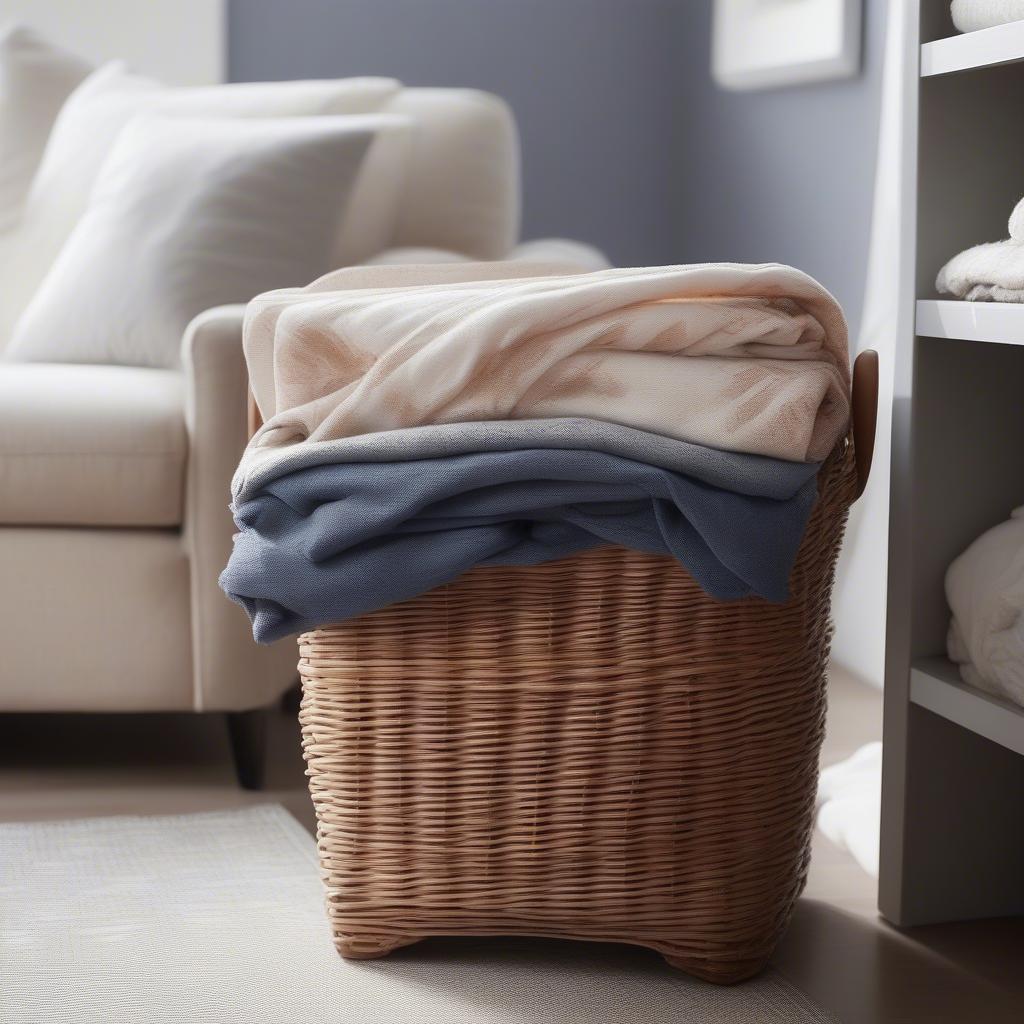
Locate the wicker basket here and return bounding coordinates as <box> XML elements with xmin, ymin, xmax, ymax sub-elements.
<box><xmin>293</xmin><ymin>351</ymin><xmax>877</xmax><ymax>985</ymax></box>
<box><xmin>297</xmin><ymin>446</ymin><xmax>862</xmax><ymax>983</ymax></box>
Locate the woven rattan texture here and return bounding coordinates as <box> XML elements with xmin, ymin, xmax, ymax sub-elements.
<box><xmin>298</xmin><ymin>441</ymin><xmax>856</xmax><ymax>984</ymax></box>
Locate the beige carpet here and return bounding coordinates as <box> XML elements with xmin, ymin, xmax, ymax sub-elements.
<box><xmin>0</xmin><ymin>805</ymin><xmax>836</xmax><ymax>1023</ymax></box>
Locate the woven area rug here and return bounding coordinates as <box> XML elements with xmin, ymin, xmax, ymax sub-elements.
<box><xmin>0</xmin><ymin>805</ymin><xmax>835</xmax><ymax>1023</ymax></box>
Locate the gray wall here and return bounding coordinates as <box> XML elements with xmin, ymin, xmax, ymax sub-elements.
<box><xmin>229</xmin><ymin>0</ymin><xmax>886</xmax><ymax>333</ymax></box>
<box><xmin>675</xmin><ymin>1</ymin><xmax>887</xmax><ymax>339</ymax></box>
<box><xmin>228</xmin><ymin>0</ymin><xmax>685</xmax><ymax>267</ymax></box>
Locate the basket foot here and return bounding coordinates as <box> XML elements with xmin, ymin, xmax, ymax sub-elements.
<box><xmin>337</xmin><ymin>936</ymin><xmax>420</xmax><ymax>961</ymax></box>
<box><xmin>662</xmin><ymin>953</ymin><xmax>769</xmax><ymax>985</ymax></box>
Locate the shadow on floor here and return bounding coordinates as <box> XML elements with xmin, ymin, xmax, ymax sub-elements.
<box><xmin>1</xmin><ymin>707</ymin><xmax>1021</xmax><ymax>1023</ymax></box>
<box><xmin>774</xmin><ymin>899</ymin><xmax>1024</xmax><ymax>1024</ymax></box>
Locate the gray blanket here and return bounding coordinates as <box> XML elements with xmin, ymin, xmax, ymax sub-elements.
<box><xmin>221</xmin><ymin>447</ymin><xmax>819</xmax><ymax>643</ymax></box>
<box><xmin>233</xmin><ymin>417</ymin><xmax>816</xmax><ymax>501</ymax></box>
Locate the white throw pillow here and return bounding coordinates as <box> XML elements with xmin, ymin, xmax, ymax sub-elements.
<box><xmin>0</xmin><ymin>63</ymin><xmax>402</xmax><ymax>343</ymax></box>
<box><xmin>5</xmin><ymin>115</ymin><xmax>381</xmax><ymax>368</ymax></box>
<box><xmin>0</xmin><ymin>24</ymin><xmax>92</xmax><ymax>230</ymax></box>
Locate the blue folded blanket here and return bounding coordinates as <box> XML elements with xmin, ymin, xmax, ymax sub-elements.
<box><xmin>221</xmin><ymin>448</ymin><xmax>820</xmax><ymax>643</ymax></box>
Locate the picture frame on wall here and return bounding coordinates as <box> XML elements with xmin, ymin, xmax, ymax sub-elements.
<box><xmin>712</xmin><ymin>0</ymin><xmax>862</xmax><ymax>90</ymax></box>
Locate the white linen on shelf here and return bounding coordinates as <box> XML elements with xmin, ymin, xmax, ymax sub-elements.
<box><xmin>946</xmin><ymin>506</ymin><xmax>1024</xmax><ymax>707</ymax></box>
<box><xmin>951</xmin><ymin>0</ymin><xmax>1024</xmax><ymax>33</ymax></box>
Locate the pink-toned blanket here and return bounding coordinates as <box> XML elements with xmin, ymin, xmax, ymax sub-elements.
<box><xmin>244</xmin><ymin>261</ymin><xmax>849</xmax><ymax>463</ymax></box>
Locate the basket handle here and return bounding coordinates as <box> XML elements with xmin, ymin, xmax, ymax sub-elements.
<box><xmin>851</xmin><ymin>350</ymin><xmax>878</xmax><ymax>500</ymax></box>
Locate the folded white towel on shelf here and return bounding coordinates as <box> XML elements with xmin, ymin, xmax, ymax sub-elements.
<box><xmin>816</xmin><ymin>742</ymin><xmax>882</xmax><ymax>879</ymax></box>
<box><xmin>935</xmin><ymin>192</ymin><xmax>1024</xmax><ymax>301</ymax></box>
<box><xmin>936</xmin><ymin>238</ymin><xmax>1024</xmax><ymax>301</ymax></box>
<box><xmin>951</xmin><ymin>0</ymin><xmax>1024</xmax><ymax>33</ymax></box>
<box><xmin>946</xmin><ymin>506</ymin><xmax>1024</xmax><ymax>707</ymax></box>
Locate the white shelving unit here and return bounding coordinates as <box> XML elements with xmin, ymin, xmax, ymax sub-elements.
<box><xmin>910</xmin><ymin>657</ymin><xmax>1024</xmax><ymax>758</ymax></box>
<box><xmin>920</xmin><ymin>18</ymin><xmax>1024</xmax><ymax>76</ymax></box>
<box><xmin>880</xmin><ymin>4</ymin><xmax>1024</xmax><ymax>928</ymax></box>
<box><xmin>916</xmin><ymin>299</ymin><xmax>1024</xmax><ymax>346</ymax></box>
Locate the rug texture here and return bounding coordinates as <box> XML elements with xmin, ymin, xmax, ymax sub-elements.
<box><xmin>0</xmin><ymin>805</ymin><xmax>836</xmax><ymax>1023</ymax></box>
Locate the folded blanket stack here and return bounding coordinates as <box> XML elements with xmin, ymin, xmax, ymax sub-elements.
<box><xmin>222</xmin><ymin>261</ymin><xmax>851</xmax><ymax>642</ymax></box>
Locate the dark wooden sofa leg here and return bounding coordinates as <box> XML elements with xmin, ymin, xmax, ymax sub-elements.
<box><xmin>226</xmin><ymin>708</ymin><xmax>268</xmax><ymax>790</ymax></box>
<box><xmin>281</xmin><ymin>682</ymin><xmax>302</xmax><ymax>715</ymax></box>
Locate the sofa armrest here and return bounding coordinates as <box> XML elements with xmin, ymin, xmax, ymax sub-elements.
<box><xmin>508</xmin><ymin>239</ymin><xmax>611</xmax><ymax>272</ymax></box>
<box><xmin>363</xmin><ymin>240</ymin><xmax>612</xmax><ymax>273</ymax></box>
<box><xmin>180</xmin><ymin>306</ymin><xmax>297</xmax><ymax>711</ymax></box>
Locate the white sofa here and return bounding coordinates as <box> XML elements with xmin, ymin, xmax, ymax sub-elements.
<box><xmin>0</xmin><ymin>86</ymin><xmax>599</xmax><ymax>785</ymax></box>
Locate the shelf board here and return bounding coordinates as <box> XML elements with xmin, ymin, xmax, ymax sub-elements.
<box><xmin>910</xmin><ymin>657</ymin><xmax>1024</xmax><ymax>757</ymax></box>
<box><xmin>916</xmin><ymin>299</ymin><xmax>1024</xmax><ymax>346</ymax></box>
<box><xmin>922</xmin><ymin>21</ymin><xmax>1024</xmax><ymax>77</ymax></box>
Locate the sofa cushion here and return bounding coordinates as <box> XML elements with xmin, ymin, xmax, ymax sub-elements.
<box><xmin>0</xmin><ymin>25</ymin><xmax>92</xmax><ymax>231</ymax></box>
<box><xmin>6</xmin><ymin>114</ymin><xmax>380</xmax><ymax>368</ymax></box>
<box><xmin>0</xmin><ymin>62</ymin><xmax>401</xmax><ymax>346</ymax></box>
<box><xmin>382</xmin><ymin>88</ymin><xmax>519</xmax><ymax>260</ymax></box>
<box><xmin>0</xmin><ymin>364</ymin><xmax>186</xmax><ymax>527</ymax></box>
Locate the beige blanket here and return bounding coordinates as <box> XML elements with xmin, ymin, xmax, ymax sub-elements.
<box><xmin>245</xmin><ymin>261</ymin><xmax>850</xmax><ymax>463</ymax></box>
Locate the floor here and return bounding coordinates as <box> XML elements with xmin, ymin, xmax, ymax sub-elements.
<box><xmin>2</xmin><ymin>667</ymin><xmax>1022</xmax><ymax>1023</ymax></box>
